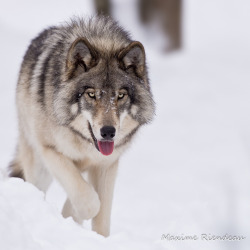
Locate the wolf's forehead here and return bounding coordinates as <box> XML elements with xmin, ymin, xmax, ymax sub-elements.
<box><xmin>87</xmin><ymin>67</ymin><xmax>132</xmax><ymax>90</ymax></box>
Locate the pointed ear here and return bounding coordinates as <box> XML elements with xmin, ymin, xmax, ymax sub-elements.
<box><xmin>118</xmin><ymin>41</ymin><xmax>146</xmax><ymax>78</ymax></box>
<box><xmin>66</xmin><ymin>38</ymin><xmax>98</xmax><ymax>79</ymax></box>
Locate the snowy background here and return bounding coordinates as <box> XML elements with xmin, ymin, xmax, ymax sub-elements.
<box><xmin>0</xmin><ymin>0</ymin><xmax>250</xmax><ymax>249</ymax></box>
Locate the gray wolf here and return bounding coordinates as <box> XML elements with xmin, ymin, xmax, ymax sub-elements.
<box><xmin>9</xmin><ymin>16</ymin><xmax>155</xmax><ymax>237</ymax></box>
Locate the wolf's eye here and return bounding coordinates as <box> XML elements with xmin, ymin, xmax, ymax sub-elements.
<box><xmin>88</xmin><ymin>92</ymin><xmax>95</xmax><ymax>98</ymax></box>
<box><xmin>118</xmin><ymin>93</ymin><xmax>125</xmax><ymax>100</ymax></box>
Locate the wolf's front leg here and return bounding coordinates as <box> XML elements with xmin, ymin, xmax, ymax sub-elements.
<box><xmin>89</xmin><ymin>160</ymin><xmax>118</xmax><ymax>237</ymax></box>
<box><xmin>41</xmin><ymin>146</ymin><xmax>100</xmax><ymax>221</ymax></box>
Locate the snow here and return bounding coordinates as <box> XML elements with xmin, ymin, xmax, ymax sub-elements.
<box><xmin>1</xmin><ymin>0</ymin><xmax>250</xmax><ymax>250</ymax></box>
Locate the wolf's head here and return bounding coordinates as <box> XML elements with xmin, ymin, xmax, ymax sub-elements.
<box><xmin>53</xmin><ymin>19</ymin><xmax>155</xmax><ymax>156</ymax></box>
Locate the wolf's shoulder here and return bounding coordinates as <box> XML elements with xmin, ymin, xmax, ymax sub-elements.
<box><xmin>23</xmin><ymin>27</ymin><xmax>58</xmax><ymax>62</ymax></box>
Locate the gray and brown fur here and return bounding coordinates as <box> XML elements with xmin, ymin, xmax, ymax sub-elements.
<box><xmin>9</xmin><ymin>16</ymin><xmax>155</xmax><ymax>237</ymax></box>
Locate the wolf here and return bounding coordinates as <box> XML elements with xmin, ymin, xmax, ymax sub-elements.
<box><xmin>9</xmin><ymin>16</ymin><xmax>155</xmax><ymax>237</ymax></box>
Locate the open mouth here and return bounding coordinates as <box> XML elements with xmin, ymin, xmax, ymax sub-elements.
<box><xmin>88</xmin><ymin>122</ymin><xmax>114</xmax><ymax>156</ymax></box>
<box><xmin>97</xmin><ymin>140</ymin><xmax>114</xmax><ymax>156</ymax></box>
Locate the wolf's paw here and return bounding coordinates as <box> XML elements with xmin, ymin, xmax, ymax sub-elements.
<box><xmin>73</xmin><ymin>188</ymin><xmax>100</xmax><ymax>220</ymax></box>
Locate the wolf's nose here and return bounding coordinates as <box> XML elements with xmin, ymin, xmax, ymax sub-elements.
<box><xmin>100</xmin><ymin>126</ymin><xmax>116</xmax><ymax>140</ymax></box>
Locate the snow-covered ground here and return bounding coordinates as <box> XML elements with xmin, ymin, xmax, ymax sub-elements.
<box><xmin>0</xmin><ymin>1</ymin><xmax>250</xmax><ymax>249</ymax></box>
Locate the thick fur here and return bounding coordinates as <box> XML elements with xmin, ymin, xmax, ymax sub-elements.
<box><xmin>9</xmin><ymin>16</ymin><xmax>155</xmax><ymax>237</ymax></box>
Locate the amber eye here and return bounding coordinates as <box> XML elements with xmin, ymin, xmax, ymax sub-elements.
<box><xmin>118</xmin><ymin>93</ymin><xmax>125</xmax><ymax>100</ymax></box>
<box><xmin>88</xmin><ymin>92</ymin><xmax>95</xmax><ymax>98</ymax></box>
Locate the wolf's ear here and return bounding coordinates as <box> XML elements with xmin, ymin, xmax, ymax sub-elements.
<box><xmin>66</xmin><ymin>38</ymin><xmax>98</xmax><ymax>79</ymax></box>
<box><xmin>118</xmin><ymin>41</ymin><xmax>146</xmax><ymax>78</ymax></box>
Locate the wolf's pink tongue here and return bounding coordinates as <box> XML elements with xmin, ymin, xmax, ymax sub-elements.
<box><xmin>98</xmin><ymin>141</ymin><xmax>114</xmax><ymax>156</ymax></box>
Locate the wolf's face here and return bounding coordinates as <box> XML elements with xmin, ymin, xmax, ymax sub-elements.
<box><xmin>53</xmin><ymin>39</ymin><xmax>155</xmax><ymax>156</ymax></box>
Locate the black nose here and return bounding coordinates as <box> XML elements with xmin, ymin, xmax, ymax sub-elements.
<box><xmin>100</xmin><ymin>126</ymin><xmax>116</xmax><ymax>140</ymax></box>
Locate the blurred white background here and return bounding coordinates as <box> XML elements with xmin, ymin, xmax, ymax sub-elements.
<box><xmin>0</xmin><ymin>1</ymin><xmax>250</xmax><ymax>250</ymax></box>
